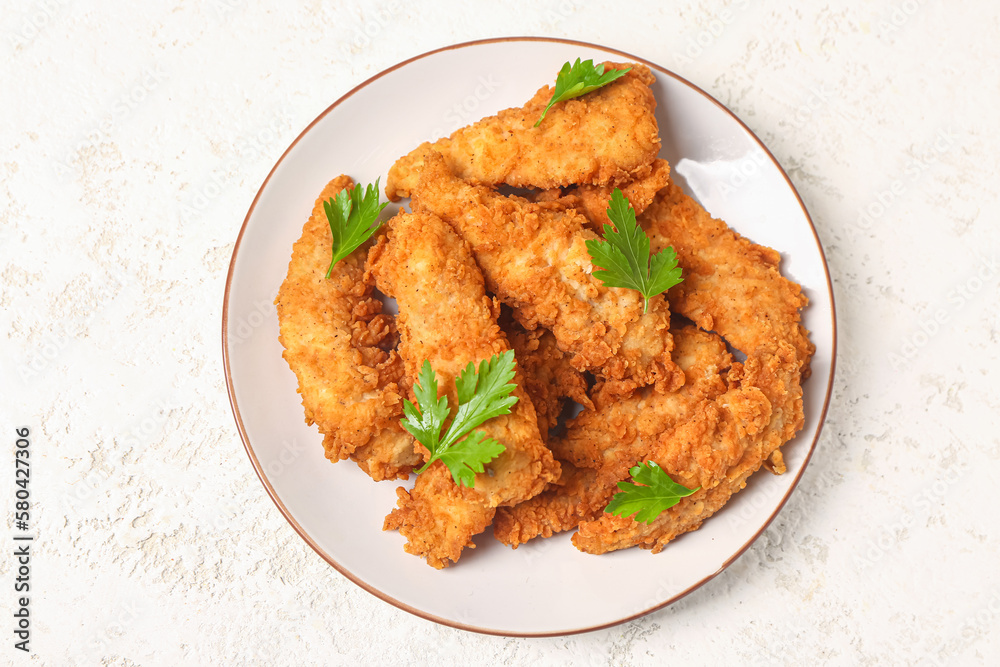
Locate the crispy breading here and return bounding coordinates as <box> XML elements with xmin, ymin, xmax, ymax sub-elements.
<box><xmin>368</xmin><ymin>211</ymin><xmax>559</xmax><ymax>568</ymax></box>
<box><xmin>642</xmin><ymin>179</ymin><xmax>815</xmax><ymax>369</ymax></box>
<box><xmin>572</xmin><ymin>340</ymin><xmax>801</xmax><ymax>554</ymax></box>
<box><xmin>500</xmin><ymin>309</ymin><xmax>593</xmax><ymax>442</ymax></box>
<box><xmin>386</xmin><ymin>63</ymin><xmax>660</xmax><ymax>200</ymax></box>
<box><xmin>338</xmin><ymin>426</ymin><xmax>421</xmax><ymax>482</ymax></box>
<box><xmin>493</xmin><ymin>462</ymin><xmax>602</xmax><ymax>548</ymax></box>
<box><xmin>275</xmin><ymin>175</ymin><xmax>419</xmax><ymax>480</ymax></box>
<box><xmin>382</xmin><ymin>462</ymin><xmax>496</xmax><ymax>569</ymax></box>
<box><xmin>407</xmin><ymin>151</ymin><xmax>684</xmax><ymax>394</ymax></box>
<box><xmin>527</xmin><ymin>187</ymin><xmax>568</xmax><ymax>204</ymax></box>
<box><xmin>278</xmin><ymin>64</ymin><xmax>816</xmax><ymax>566</ymax></box>
<box><xmin>568</xmin><ymin>181</ymin><xmax>813</xmax><ymax>554</ymax></box>
<box><xmin>572</xmin><ymin>158</ymin><xmax>672</xmax><ymax>232</ymax></box>
<box><xmin>494</xmin><ymin>326</ymin><xmax>733</xmax><ymax>547</ymax></box>
<box><xmin>552</xmin><ymin>327</ymin><xmax>732</xmax><ymax>477</ymax></box>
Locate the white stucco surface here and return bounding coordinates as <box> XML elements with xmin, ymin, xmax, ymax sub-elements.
<box><xmin>1</xmin><ymin>1</ymin><xmax>998</xmax><ymax>664</ymax></box>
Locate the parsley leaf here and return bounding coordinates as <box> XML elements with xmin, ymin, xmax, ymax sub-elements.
<box><xmin>324</xmin><ymin>178</ymin><xmax>389</xmax><ymax>278</ymax></box>
<box><xmin>402</xmin><ymin>351</ymin><xmax>519</xmax><ymax>488</ymax></box>
<box><xmin>436</xmin><ymin>431</ymin><xmax>505</xmax><ymax>489</ymax></box>
<box><xmin>585</xmin><ymin>189</ymin><xmax>683</xmax><ymax>313</ymax></box>
<box><xmin>604</xmin><ymin>461</ymin><xmax>699</xmax><ymax>524</ymax></box>
<box><xmin>535</xmin><ymin>58</ymin><xmax>631</xmax><ymax>127</ymax></box>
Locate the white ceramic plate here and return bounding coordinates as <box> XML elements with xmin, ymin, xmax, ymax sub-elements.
<box><xmin>223</xmin><ymin>38</ymin><xmax>836</xmax><ymax>636</ymax></box>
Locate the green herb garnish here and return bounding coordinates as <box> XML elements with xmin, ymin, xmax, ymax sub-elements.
<box><xmin>585</xmin><ymin>189</ymin><xmax>683</xmax><ymax>313</ymax></box>
<box><xmin>324</xmin><ymin>178</ymin><xmax>389</xmax><ymax>278</ymax></box>
<box><xmin>604</xmin><ymin>461</ymin><xmax>699</xmax><ymax>524</ymax></box>
<box><xmin>535</xmin><ymin>59</ymin><xmax>631</xmax><ymax>127</ymax></box>
<box><xmin>403</xmin><ymin>351</ymin><xmax>519</xmax><ymax>488</ymax></box>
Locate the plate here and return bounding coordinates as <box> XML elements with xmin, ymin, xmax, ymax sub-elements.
<box><xmin>223</xmin><ymin>37</ymin><xmax>836</xmax><ymax>636</ymax></box>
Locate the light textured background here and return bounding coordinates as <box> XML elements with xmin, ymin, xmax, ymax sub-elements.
<box><xmin>1</xmin><ymin>0</ymin><xmax>998</xmax><ymax>665</ymax></box>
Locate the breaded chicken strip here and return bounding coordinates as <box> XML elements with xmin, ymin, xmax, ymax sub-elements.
<box><xmin>571</xmin><ymin>158</ymin><xmax>672</xmax><ymax>233</ymax></box>
<box><xmin>572</xmin><ymin>340</ymin><xmax>801</xmax><ymax>554</ymax></box>
<box><xmin>493</xmin><ymin>462</ymin><xmax>601</xmax><ymax>547</ymax></box>
<box><xmin>500</xmin><ymin>309</ymin><xmax>593</xmax><ymax>442</ymax></box>
<box><xmin>368</xmin><ymin>211</ymin><xmax>559</xmax><ymax>568</ymax></box>
<box><xmin>568</xmin><ymin>182</ymin><xmax>813</xmax><ymax>553</ymax></box>
<box><xmin>552</xmin><ymin>327</ymin><xmax>732</xmax><ymax>477</ymax></box>
<box><xmin>408</xmin><ymin>151</ymin><xmax>684</xmax><ymax>394</ymax></box>
<box><xmin>494</xmin><ymin>327</ymin><xmax>732</xmax><ymax>547</ymax></box>
<box><xmin>386</xmin><ymin>63</ymin><xmax>660</xmax><ymax>200</ymax></box>
<box><xmin>641</xmin><ymin>178</ymin><xmax>815</xmax><ymax>370</ymax></box>
<box><xmin>333</xmin><ymin>427</ymin><xmax>420</xmax><ymax>482</ymax></box>
<box><xmin>275</xmin><ymin>175</ymin><xmax>420</xmax><ymax>480</ymax></box>
<box><xmin>521</xmin><ymin>158</ymin><xmax>670</xmax><ymax>236</ymax></box>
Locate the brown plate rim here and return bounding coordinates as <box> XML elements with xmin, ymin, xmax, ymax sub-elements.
<box><xmin>222</xmin><ymin>35</ymin><xmax>838</xmax><ymax>637</ymax></box>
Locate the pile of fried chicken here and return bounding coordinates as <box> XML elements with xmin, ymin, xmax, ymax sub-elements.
<box><xmin>275</xmin><ymin>62</ymin><xmax>814</xmax><ymax>569</ymax></box>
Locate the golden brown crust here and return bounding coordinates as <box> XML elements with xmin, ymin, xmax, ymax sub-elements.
<box><xmin>500</xmin><ymin>311</ymin><xmax>593</xmax><ymax>442</ymax></box>
<box><xmin>275</xmin><ymin>175</ymin><xmax>419</xmax><ymax>480</ymax></box>
<box><xmin>495</xmin><ymin>327</ymin><xmax>733</xmax><ymax>547</ymax></box>
<box><xmin>368</xmin><ymin>211</ymin><xmax>559</xmax><ymax>568</ymax></box>
<box><xmin>568</xmin><ymin>181</ymin><xmax>814</xmax><ymax>554</ymax></box>
<box><xmin>407</xmin><ymin>151</ymin><xmax>683</xmax><ymax>393</ymax></box>
<box><xmin>493</xmin><ymin>462</ymin><xmax>604</xmax><ymax>548</ymax></box>
<box><xmin>642</xmin><ymin>179</ymin><xmax>815</xmax><ymax>370</ymax></box>
<box><xmin>386</xmin><ymin>63</ymin><xmax>660</xmax><ymax>200</ymax></box>
<box><xmin>572</xmin><ymin>340</ymin><xmax>802</xmax><ymax>554</ymax></box>
<box><xmin>554</xmin><ymin>327</ymin><xmax>732</xmax><ymax>473</ymax></box>
<box><xmin>280</xmin><ymin>67</ymin><xmax>815</xmax><ymax>564</ymax></box>
<box><xmin>382</xmin><ymin>462</ymin><xmax>496</xmax><ymax>569</ymax></box>
<box><xmin>343</xmin><ymin>425</ymin><xmax>421</xmax><ymax>482</ymax></box>
<box><xmin>572</xmin><ymin>159</ymin><xmax>672</xmax><ymax>232</ymax></box>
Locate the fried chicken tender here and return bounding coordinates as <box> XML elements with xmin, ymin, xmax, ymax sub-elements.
<box><xmin>386</xmin><ymin>63</ymin><xmax>660</xmax><ymax>200</ymax></box>
<box><xmin>500</xmin><ymin>309</ymin><xmax>593</xmax><ymax>442</ymax></box>
<box><xmin>335</xmin><ymin>427</ymin><xmax>421</xmax><ymax>482</ymax></box>
<box><xmin>567</xmin><ymin>181</ymin><xmax>814</xmax><ymax>554</ymax></box>
<box><xmin>494</xmin><ymin>326</ymin><xmax>733</xmax><ymax>547</ymax></box>
<box><xmin>493</xmin><ymin>462</ymin><xmax>601</xmax><ymax>547</ymax></box>
<box><xmin>367</xmin><ymin>211</ymin><xmax>559</xmax><ymax>568</ymax></box>
<box><xmin>382</xmin><ymin>462</ymin><xmax>496</xmax><ymax>569</ymax></box>
<box><xmin>275</xmin><ymin>175</ymin><xmax>419</xmax><ymax>480</ymax></box>
<box><xmin>571</xmin><ymin>158</ymin><xmax>672</xmax><ymax>232</ymax></box>
<box><xmin>572</xmin><ymin>340</ymin><xmax>801</xmax><ymax>554</ymax></box>
<box><xmin>641</xmin><ymin>178</ymin><xmax>815</xmax><ymax>369</ymax></box>
<box><xmin>407</xmin><ymin>151</ymin><xmax>683</xmax><ymax>393</ymax></box>
<box><xmin>552</xmin><ymin>327</ymin><xmax>732</xmax><ymax>475</ymax></box>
